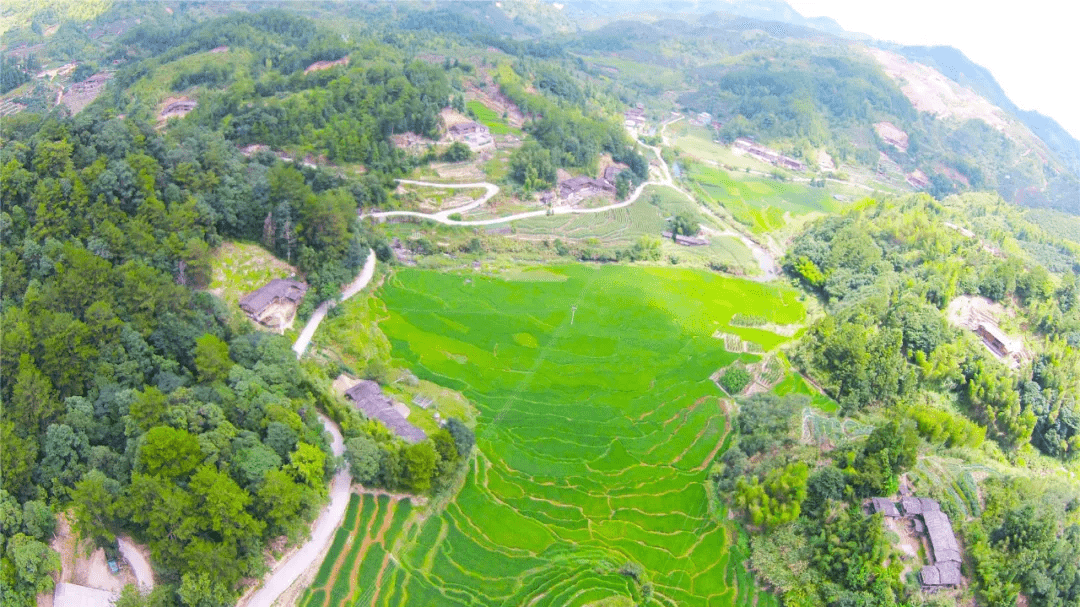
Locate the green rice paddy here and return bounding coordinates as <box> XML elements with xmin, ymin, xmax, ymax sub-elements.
<box><xmin>686</xmin><ymin>164</ymin><xmax>839</xmax><ymax>235</ymax></box>
<box><xmin>311</xmin><ymin>265</ymin><xmax>805</xmax><ymax>606</ymax></box>
<box><xmin>466</xmin><ymin>100</ymin><xmax>522</xmax><ymax>136</ymax></box>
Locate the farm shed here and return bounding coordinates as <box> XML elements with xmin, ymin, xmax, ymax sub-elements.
<box><xmin>239</xmin><ymin>278</ymin><xmax>308</xmax><ymax>329</ymax></box>
<box><xmin>976</xmin><ymin>322</ymin><xmax>1020</xmax><ymax>357</ymax></box>
<box><xmin>345</xmin><ymin>380</ymin><xmax>427</xmax><ymax>444</ymax></box>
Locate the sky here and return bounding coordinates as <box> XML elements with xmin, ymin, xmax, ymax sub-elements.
<box><xmin>785</xmin><ymin>0</ymin><xmax>1080</xmax><ymax>141</ymax></box>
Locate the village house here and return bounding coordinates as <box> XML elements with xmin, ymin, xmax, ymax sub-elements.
<box><xmin>160</xmin><ymin>99</ymin><xmax>198</xmax><ymax>120</ymax></box>
<box><xmin>558</xmin><ymin>176</ymin><xmax>616</xmax><ymax>203</ymax></box>
<box><xmin>976</xmin><ymin>322</ymin><xmax>1020</xmax><ymax>358</ymax></box>
<box><xmin>624</xmin><ymin>106</ymin><xmax>646</xmax><ymax>128</ymax></box>
<box><xmin>344</xmin><ymin>380</ymin><xmax>427</xmax><ymax>444</ymax></box>
<box><xmin>661</xmin><ymin>231</ymin><xmax>709</xmax><ymax>246</ymax></box>
<box><xmin>868</xmin><ymin>497</ymin><xmax>963</xmax><ymax>589</ymax></box>
<box><xmin>906</xmin><ymin>169</ymin><xmax>930</xmax><ymax>189</ymax></box>
<box><xmin>238</xmin><ymin>278</ymin><xmax>308</xmax><ymax>329</ymax></box>
<box><xmin>732</xmin><ymin>138</ymin><xmax>806</xmax><ymax>172</ymax></box>
<box><xmin>448</xmin><ymin>121</ymin><xmax>493</xmax><ymax>150</ymax></box>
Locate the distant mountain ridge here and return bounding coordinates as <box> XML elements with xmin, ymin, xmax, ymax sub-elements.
<box><xmin>891</xmin><ymin>44</ymin><xmax>1080</xmax><ymax>176</ymax></box>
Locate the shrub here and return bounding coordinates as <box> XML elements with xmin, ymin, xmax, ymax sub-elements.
<box><xmin>720</xmin><ymin>367</ymin><xmax>752</xmax><ymax>394</ymax></box>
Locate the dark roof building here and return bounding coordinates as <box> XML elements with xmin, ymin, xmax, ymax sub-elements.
<box><xmin>345</xmin><ymin>380</ymin><xmax>427</xmax><ymax>444</ymax></box>
<box><xmin>448</xmin><ymin>121</ymin><xmax>488</xmax><ymax>136</ymax></box>
<box><xmin>924</xmin><ymin>510</ymin><xmax>962</xmax><ymax>564</ymax></box>
<box><xmin>900</xmin><ymin>496</ymin><xmax>940</xmax><ymax>516</ymax></box>
<box><xmin>870</xmin><ymin>497</ymin><xmax>901</xmax><ymax>518</ymax></box>
<box><xmin>239</xmin><ymin>278</ymin><xmax>308</xmax><ymax>327</ymax></box>
<box><xmin>558</xmin><ymin>176</ymin><xmax>616</xmax><ymax>200</ymax></box>
<box><xmin>920</xmin><ymin>561</ymin><xmax>961</xmax><ymax>587</ymax></box>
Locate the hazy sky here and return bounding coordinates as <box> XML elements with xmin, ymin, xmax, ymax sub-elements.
<box><xmin>785</xmin><ymin>0</ymin><xmax>1080</xmax><ymax>140</ymax></box>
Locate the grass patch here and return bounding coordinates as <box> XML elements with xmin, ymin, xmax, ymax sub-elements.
<box><xmin>207</xmin><ymin>241</ymin><xmax>298</xmax><ymax>308</ymax></box>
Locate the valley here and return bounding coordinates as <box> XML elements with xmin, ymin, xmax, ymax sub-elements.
<box><xmin>1</xmin><ymin>3</ymin><xmax>1078</xmax><ymax>607</ymax></box>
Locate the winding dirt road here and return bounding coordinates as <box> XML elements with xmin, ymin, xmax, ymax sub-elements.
<box><xmin>365</xmin><ymin>122</ymin><xmax>782</xmax><ymax>279</ymax></box>
<box><xmin>239</xmin><ymin>414</ymin><xmax>348</xmax><ymax>607</ymax></box>
<box><xmin>365</xmin><ymin>178</ymin><xmax>653</xmax><ymax>227</ymax></box>
<box><xmin>292</xmin><ymin>248</ymin><xmax>376</xmax><ymax>358</ymax></box>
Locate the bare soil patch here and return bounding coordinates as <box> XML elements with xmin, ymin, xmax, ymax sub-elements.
<box><xmin>946</xmin><ymin>295</ymin><xmax>1029</xmax><ymax>367</ymax></box>
<box><xmin>50</xmin><ymin>513</ymin><xmax>136</xmax><ymax>594</ymax></box>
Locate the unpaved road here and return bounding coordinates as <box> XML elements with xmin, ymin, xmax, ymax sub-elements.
<box><xmin>365</xmin><ymin>178</ymin><xmax>651</xmax><ymax>226</ymax></box>
<box><xmin>239</xmin><ymin>414</ymin><xmax>348</xmax><ymax>607</ymax></box>
<box><xmin>365</xmin><ymin>126</ymin><xmax>783</xmax><ymax>280</ymax></box>
<box><xmin>118</xmin><ymin>537</ymin><xmax>154</xmax><ymax>592</ymax></box>
<box><xmin>292</xmin><ymin>248</ymin><xmax>376</xmax><ymax>358</ymax></box>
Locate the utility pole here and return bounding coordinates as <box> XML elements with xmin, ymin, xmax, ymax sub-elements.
<box><xmin>571</xmin><ymin>305</ymin><xmax>577</xmax><ymax>325</ymax></box>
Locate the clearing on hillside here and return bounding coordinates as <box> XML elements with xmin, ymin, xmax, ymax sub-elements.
<box><xmin>945</xmin><ymin>294</ymin><xmax>1029</xmax><ymax>368</ymax></box>
<box><xmin>309</xmin><ymin>265</ymin><xmax>804</xmax><ymax>606</ymax></box>
<box><xmin>207</xmin><ymin>241</ymin><xmax>299</xmax><ymax>308</ymax></box>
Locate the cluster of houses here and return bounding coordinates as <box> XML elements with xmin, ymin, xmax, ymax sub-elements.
<box><xmin>732</xmin><ymin>137</ymin><xmax>806</xmax><ymax>171</ymax></box>
<box><xmin>238</xmin><ymin>280</ymin><xmax>431</xmax><ymax>445</ymax></box>
<box><xmin>448</xmin><ymin>120</ymin><xmax>493</xmax><ymax>150</ymax></box>
<box><xmin>869</xmin><ymin>496</ymin><xmax>963</xmax><ymax>589</ymax></box>
<box><xmin>554</xmin><ymin>163</ymin><xmax>629</xmax><ymax>204</ymax></box>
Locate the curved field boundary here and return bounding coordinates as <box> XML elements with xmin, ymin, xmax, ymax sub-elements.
<box><xmin>320</xmin><ymin>267</ymin><xmax>801</xmax><ymax>606</ymax></box>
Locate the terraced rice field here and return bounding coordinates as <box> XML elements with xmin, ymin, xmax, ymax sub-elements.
<box><xmin>299</xmin><ymin>494</ymin><xmax>415</xmax><ymax>607</ymax></box>
<box><xmin>312</xmin><ymin>265</ymin><xmax>805</xmax><ymax>606</ymax></box>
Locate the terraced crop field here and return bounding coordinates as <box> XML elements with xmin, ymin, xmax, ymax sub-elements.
<box><xmin>313</xmin><ymin>265</ymin><xmax>804</xmax><ymax>606</ymax></box>
<box><xmin>686</xmin><ymin>165</ymin><xmax>839</xmax><ymax>235</ymax></box>
<box><xmin>466</xmin><ymin>100</ymin><xmax>522</xmax><ymax>136</ymax></box>
<box><xmin>299</xmin><ymin>494</ymin><xmax>415</xmax><ymax>607</ymax></box>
